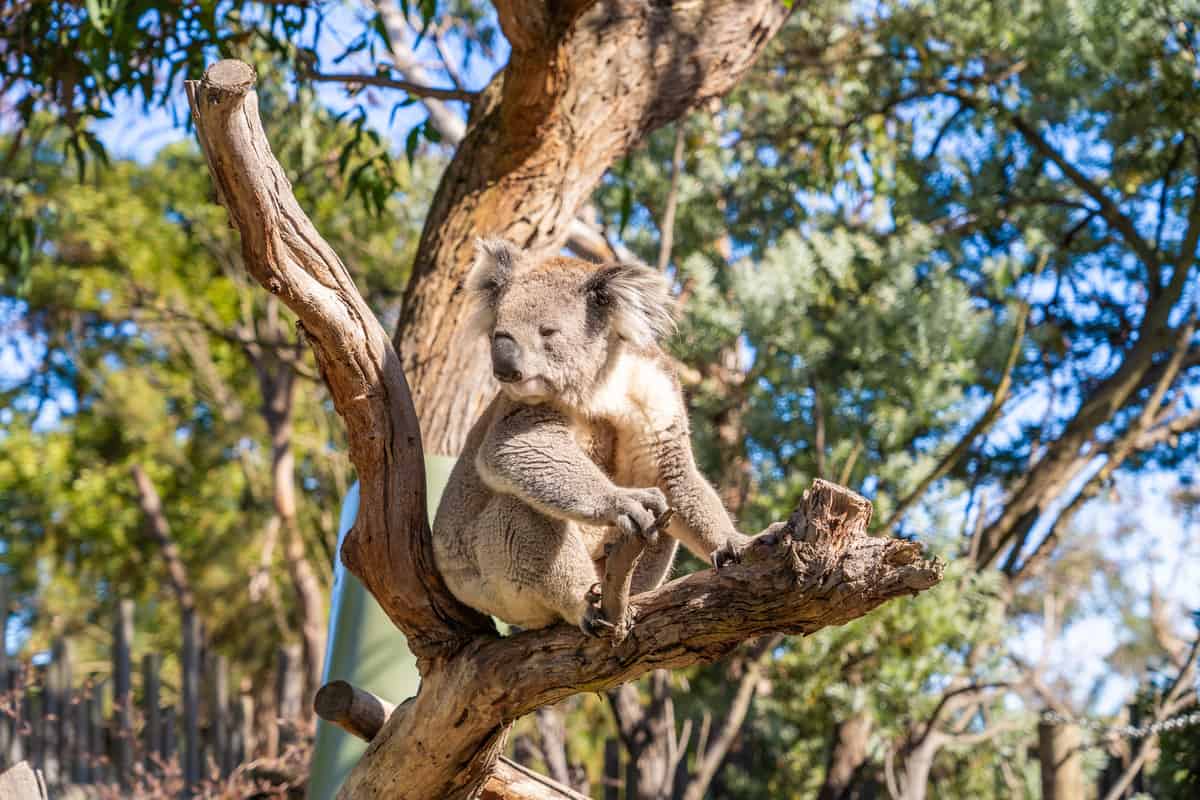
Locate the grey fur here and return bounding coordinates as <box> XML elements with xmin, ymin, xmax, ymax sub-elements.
<box><xmin>433</xmin><ymin>240</ymin><xmax>748</xmax><ymax>635</ymax></box>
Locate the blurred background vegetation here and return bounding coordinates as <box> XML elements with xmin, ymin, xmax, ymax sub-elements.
<box><xmin>1</xmin><ymin>0</ymin><xmax>1198</xmax><ymax>798</ymax></box>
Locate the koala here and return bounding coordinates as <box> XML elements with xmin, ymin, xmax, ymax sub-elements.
<box><xmin>431</xmin><ymin>238</ymin><xmax>750</xmax><ymax>636</ymax></box>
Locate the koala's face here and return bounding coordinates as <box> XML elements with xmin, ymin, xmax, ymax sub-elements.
<box><xmin>489</xmin><ymin>266</ymin><xmax>610</xmax><ymax>404</ymax></box>
<box><xmin>466</xmin><ymin>239</ymin><xmax>675</xmax><ymax>408</ymax></box>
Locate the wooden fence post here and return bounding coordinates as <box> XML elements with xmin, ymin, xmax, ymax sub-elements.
<box><xmin>112</xmin><ymin>600</ymin><xmax>134</xmax><ymax>788</ymax></box>
<box><xmin>276</xmin><ymin>644</ymin><xmax>303</xmax><ymax>750</ymax></box>
<box><xmin>28</xmin><ymin>665</ymin><xmax>44</xmax><ymax>777</ymax></box>
<box><xmin>72</xmin><ymin>679</ymin><xmax>89</xmax><ymax>784</ymax></box>
<box><xmin>181</xmin><ymin>607</ymin><xmax>201</xmax><ymax>790</ymax></box>
<box><xmin>162</xmin><ymin>706</ymin><xmax>177</xmax><ymax>766</ymax></box>
<box><xmin>3</xmin><ymin>666</ymin><xmax>20</xmax><ymax>767</ymax></box>
<box><xmin>87</xmin><ymin>677</ymin><xmax>106</xmax><ymax>785</ymax></box>
<box><xmin>604</xmin><ymin>737</ymin><xmax>620</xmax><ymax>800</ymax></box>
<box><xmin>46</xmin><ymin>638</ymin><xmax>71</xmax><ymax>785</ymax></box>
<box><xmin>142</xmin><ymin>653</ymin><xmax>161</xmax><ymax>773</ymax></box>
<box><xmin>0</xmin><ymin>575</ymin><xmax>9</xmax><ymax>767</ymax></box>
<box><xmin>238</xmin><ymin>678</ymin><xmax>255</xmax><ymax>764</ymax></box>
<box><xmin>206</xmin><ymin>652</ymin><xmax>230</xmax><ymax>776</ymax></box>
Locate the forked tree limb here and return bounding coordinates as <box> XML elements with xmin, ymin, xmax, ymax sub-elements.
<box><xmin>185</xmin><ymin>60</ymin><xmax>493</xmax><ymax>662</ymax></box>
<box><xmin>186</xmin><ymin>59</ymin><xmax>944</xmax><ymax>800</ymax></box>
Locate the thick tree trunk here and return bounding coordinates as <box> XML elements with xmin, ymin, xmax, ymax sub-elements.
<box><xmin>396</xmin><ymin>0</ymin><xmax>793</xmax><ymax>456</ymax></box>
<box><xmin>1038</xmin><ymin>721</ymin><xmax>1085</xmax><ymax>800</ymax></box>
<box><xmin>894</xmin><ymin>736</ymin><xmax>938</xmax><ymax>800</ymax></box>
<box><xmin>609</xmin><ymin>673</ymin><xmax>678</xmax><ymax>800</ymax></box>
<box><xmin>817</xmin><ymin>712</ymin><xmax>872</xmax><ymax>800</ymax></box>
<box><xmin>186</xmin><ymin>61</ymin><xmax>944</xmax><ymax>800</ymax></box>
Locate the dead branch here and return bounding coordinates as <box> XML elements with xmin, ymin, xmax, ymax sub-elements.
<box><xmin>185</xmin><ymin>59</ymin><xmax>494</xmax><ymax>660</ymax></box>
<box><xmin>306</xmin><ymin>70</ymin><xmax>478</xmax><ymax>102</ymax></box>
<box><xmin>186</xmin><ymin>59</ymin><xmax>944</xmax><ymax>800</ymax></box>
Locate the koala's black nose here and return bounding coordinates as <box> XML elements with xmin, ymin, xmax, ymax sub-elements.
<box><xmin>491</xmin><ymin>332</ymin><xmax>523</xmax><ymax>383</ymax></box>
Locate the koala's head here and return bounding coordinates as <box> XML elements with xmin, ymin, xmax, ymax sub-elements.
<box><xmin>465</xmin><ymin>238</ymin><xmax>674</xmax><ymax>407</ymax></box>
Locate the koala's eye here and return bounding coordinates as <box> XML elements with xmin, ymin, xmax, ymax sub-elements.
<box><xmin>539</xmin><ymin>325</ymin><xmax>560</xmax><ymax>338</ymax></box>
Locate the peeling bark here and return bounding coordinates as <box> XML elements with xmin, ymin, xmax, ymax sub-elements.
<box><xmin>186</xmin><ymin>61</ymin><xmax>944</xmax><ymax>800</ymax></box>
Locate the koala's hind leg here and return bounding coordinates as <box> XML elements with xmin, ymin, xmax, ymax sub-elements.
<box><xmin>475</xmin><ymin>495</ymin><xmax>601</xmax><ymax>631</ymax></box>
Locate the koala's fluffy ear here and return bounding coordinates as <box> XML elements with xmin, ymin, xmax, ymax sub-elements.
<box><xmin>585</xmin><ymin>263</ymin><xmax>676</xmax><ymax>347</ymax></box>
<box><xmin>464</xmin><ymin>237</ymin><xmax>520</xmax><ymax>336</ymax></box>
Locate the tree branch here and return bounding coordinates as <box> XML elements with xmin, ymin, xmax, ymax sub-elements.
<box><xmin>185</xmin><ymin>60</ymin><xmax>494</xmax><ymax>662</ymax></box>
<box><xmin>1100</xmin><ymin>637</ymin><xmax>1199</xmax><ymax>800</ymax></box>
<box><xmin>130</xmin><ymin>464</ymin><xmax>197</xmax><ymax>614</ymax></box>
<box><xmin>340</xmin><ymin>481</ymin><xmax>942</xmax><ymax>798</ymax></box>
<box><xmin>884</xmin><ymin>301</ymin><xmax>1029</xmax><ymax>530</ymax></box>
<box><xmin>1008</xmin><ymin>115</ymin><xmax>1159</xmax><ymax>271</ymax></box>
<box><xmin>187</xmin><ymin>60</ymin><xmax>944</xmax><ymax>800</ymax></box>
<box><xmin>314</xmin><ymin>681</ymin><xmax>588</xmax><ymax>800</ymax></box>
<box><xmin>680</xmin><ymin>635</ymin><xmax>779</xmax><ymax>800</ymax></box>
<box><xmin>656</xmin><ymin>123</ymin><xmax>687</xmax><ymax>272</ymax></box>
<box><xmin>306</xmin><ymin>70</ymin><xmax>478</xmax><ymax>102</ymax></box>
<box><xmin>368</xmin><ymin>0</ymin><xmax>635</xmax><ymax>264</ymax></box>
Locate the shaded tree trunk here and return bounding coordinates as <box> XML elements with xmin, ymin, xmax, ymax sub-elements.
<box><xmin>609</xmin><ymin>672</ymin><xmax>679</xmax><ymax>800</ymax></box>
<box><xmin>817</xmin><ymin>712</ymin><xmax>872</xmax><ymax>800</ymax></box>
<box><xmin>395</xmin><ymin>0</ymin><xmax>793</xmax><ymax>456</ymax></box>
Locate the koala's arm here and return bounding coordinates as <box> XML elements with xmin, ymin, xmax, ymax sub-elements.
<box><xmin>655</xmin><ymin>419</ymin><xmax>750</xmax><ymax>560</ymax></box>
<box><xmin>478</xmin><ymin>405</ymin><xmax>666</xmax><ymax>530</ymax></box>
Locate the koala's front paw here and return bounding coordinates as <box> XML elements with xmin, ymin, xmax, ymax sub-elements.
<box><xmin>609</xmin><ymin>487</ymin><xmax>670</xmax><ymax>541</ymax></box>
<box><xmin>710</xmin><ymin>532</ymin><xmax>755</xmax><ymax>571</ymax></box>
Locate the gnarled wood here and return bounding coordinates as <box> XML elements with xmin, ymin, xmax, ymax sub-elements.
<box><xmin>186</xmin><ymin>62</ymin><xmax>944</xmax><ymax>800</ymax></box>
<box><xmin>184</xmin><ymin>60</ymin><xmax>493</xmax><ymax>662</ymax></box>
<box><xmin>314</xmin><ymin>680</ymin><xmax>587</xmax><ymax>800</ymax></box>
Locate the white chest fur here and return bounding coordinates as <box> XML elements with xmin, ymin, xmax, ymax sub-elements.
<box><xmin>581</xmin><ymin>349</ymin><xmax>680</xmax><ymax>487</ymax></box>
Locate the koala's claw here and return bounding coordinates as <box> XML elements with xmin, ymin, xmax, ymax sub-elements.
<box><xmin>711</xmin><ymin>539</ymin><xmax>745</xmax><ymax>571</ymax></box>
<box><xmin>580</xmin><ymin>604</ymin><xmax>617</xmax><ymax>638</ymax></box>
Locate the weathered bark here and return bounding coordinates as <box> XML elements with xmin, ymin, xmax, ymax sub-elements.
<box><xmin>338</xmin><ymin>484</ymin><xmax>940</xmax><ymax>799</ymax></box>
<box><xmin>186</xmin><ymin>61</ymin><xmax>943</xmax><ymax>800</ymax></box>
<box><xmin>396</xmin><ymin>0</ymin><xmax>794</xmax><ymax>456</ymax></box>
<box><xmin>371</xmin><ymin>0</ymin><xmax>629</xmax><ymax>265</ymax></box>
<box><xmin>186</xmin><ymin>60</ymin><xmax>494</xmax><ymax>661</ymax></box>
<box><xmin>314</xmin><ymin>680</ymin><xmax>588</xmax><ymax>800</ymax></box>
